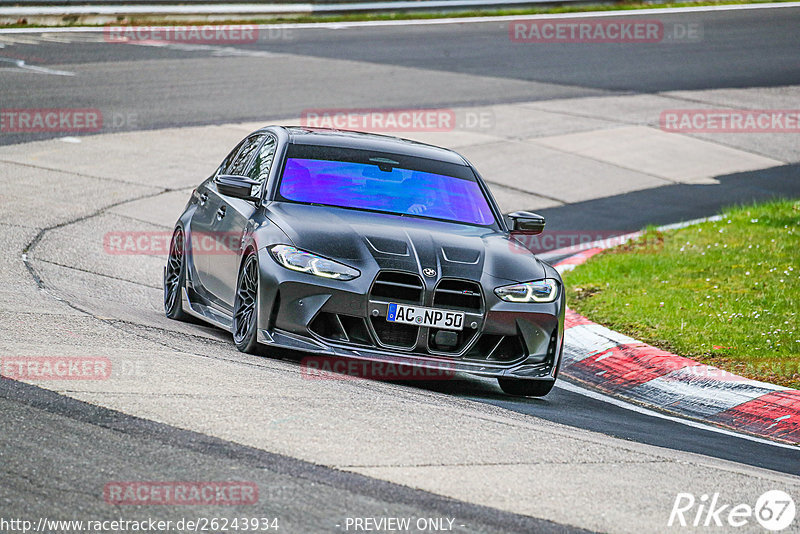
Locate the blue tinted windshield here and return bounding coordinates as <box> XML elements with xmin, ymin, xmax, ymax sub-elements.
<box><xmin>278</xmin><ymin>157</ymin><xmax>496</xmax><ymax>226</ymax></box>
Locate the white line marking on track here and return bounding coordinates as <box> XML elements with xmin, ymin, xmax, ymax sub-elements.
<box><xmin>0</xmin><ymin>57</ymin><xmax>74</xmax><ymax>75</ymax></box>
<box><xmin>0</xmin><ymin>2</ymin><xmax>798</xmax><ymax>34</ymax></box>
<box><xmin>594</xmin><ymin>351</ymin><xmax>613</xmax><ymax>362</ymax></box>
<box><xmin>127</xmin><ymin>40</ymin><xmax>278</xmax><ymax>57</ymax></box>
<box><xmin>556</xmin><ymin>379</ymin><xmax>800</xmax><ymax>451</ymax></box>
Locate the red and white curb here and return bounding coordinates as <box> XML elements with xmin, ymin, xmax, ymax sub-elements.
<box><xmin>550</xmin><ymin>222</ymin><xmax>800</xmax><ymax>446</ymax></box>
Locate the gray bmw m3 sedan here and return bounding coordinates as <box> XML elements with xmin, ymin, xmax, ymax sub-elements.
<box><xmin>165</xmin><ymin>126</ymin><xmax>565</xmax><ymax>396</ymax></box>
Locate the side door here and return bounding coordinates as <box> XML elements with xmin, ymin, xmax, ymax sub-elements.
<box><xmin>188</xmin><ymin>138</ymin><xmax>246</xmax><ymax>300</ymax></box>
<box><xmin>205</xmin><ymin>133</ymin><xmax>273</xmax><ymax>308</ymax></box>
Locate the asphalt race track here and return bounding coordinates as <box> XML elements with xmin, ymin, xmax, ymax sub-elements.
<box><xmin>1</xmin><ymin>5</ymin><xmax>799</xmax><ymax>533</ymax></box>
<box><xmin>1</xmin><ymin>7</ymin><xmax>800</xmax><ymax>144</ymax></box>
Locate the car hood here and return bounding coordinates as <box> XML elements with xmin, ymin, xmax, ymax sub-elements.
<box><xmin>264</xmin><ymin>203</ymin><xmax>547</xmax><ymax>284</ymax></box>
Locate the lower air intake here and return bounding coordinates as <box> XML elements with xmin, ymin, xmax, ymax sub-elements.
<box><xmin>370</xmin><ymin>316</ymin><xmax>417</xmax><ymax>348</ymax></box>
<box><xmin>464</xmin><ymin>334</ymin><xmax>526</xmax><ymax>362</ymax></box>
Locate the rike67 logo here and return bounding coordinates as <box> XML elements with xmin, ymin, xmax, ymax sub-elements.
<box><xmin>669</xmin><ymin>490</ymin><xmax>796</xmax><ymax>531</ymax></box>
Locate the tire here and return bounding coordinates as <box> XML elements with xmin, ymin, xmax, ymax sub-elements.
<box><xmin>497</xmin><ymin>378</ymin><xmax>555</xmax><ymax>397</ymax></box>
<box><xmin>164</xmin><ymin>227</ymin><xmax>192</xmax><ymax>322</ymax></box>
<box><xmin>232</xmin><ymin>252</ymin><xmax>262</xmax><ymax>354</ymax></box>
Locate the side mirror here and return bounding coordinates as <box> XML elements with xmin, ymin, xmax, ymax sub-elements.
<box><xmin>507</xmin><ymin>211</ymin><xmax>546</xmax><ymax>235</ymax></box>
<box><xmin>216</xmin><ymin>175</ymin><xmax>261</xmax><ymax>202</ymax></box>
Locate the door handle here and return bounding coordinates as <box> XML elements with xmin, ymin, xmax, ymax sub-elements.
<box><xmin>216</xmin><ymin>206</ymin><xmax>226</xmax><ymax>220</ymax></box>
<box><xmin>199</xmin><ymin>192</ymin><xmax>208</xmax><ymax>205</ymax></box>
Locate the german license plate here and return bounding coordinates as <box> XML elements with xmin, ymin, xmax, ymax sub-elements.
<box><xmin>386</xmin><ymin>303</ymin><xmax>464</xmax><ymax>331</ymax></box>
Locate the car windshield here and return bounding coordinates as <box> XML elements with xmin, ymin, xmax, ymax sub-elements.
<box><xmin>277</xmin><ymin>144</ymin><xmax>497</xmax><ymax>226</ymax></box>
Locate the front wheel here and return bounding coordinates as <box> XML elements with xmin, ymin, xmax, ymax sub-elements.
<box><xmin>232</xmin><ymin>252</ymin><xmax>262</xmax><ymax>354</ymax></box>
<box><xmin>164</xmin><ymin>228</ymin><xmax>191</xmax><ymax>322</ymax></box>
<box><xmin>497</xmin><ymin>378</ymin><xmax>555</xmax><ymax>397</ymax></box>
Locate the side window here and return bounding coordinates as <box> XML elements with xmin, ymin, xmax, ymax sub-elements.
<box><xmin>216</xmin><ymin>139</ymin><xmax>246</xmax><ymax>176</ymax></box>
<box><xmin>226</xmin><ymin>134</ymin><xmax>264</xmax><ymax>176</ymax></box>
<box><xmin>248</xmin><ymin>136</ymin><xmax>277</xmax><ymax>184</ymax></box>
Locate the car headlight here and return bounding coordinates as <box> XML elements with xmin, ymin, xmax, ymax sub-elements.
<box><xmin>495</xmin><ymin>279</ymin><xmax>559</xmax><ymax>303</ymax></box>
<box><xmin>269</xmin><ymin>245</ymin><xmax>360</xmax><ymax>281</ymax></box>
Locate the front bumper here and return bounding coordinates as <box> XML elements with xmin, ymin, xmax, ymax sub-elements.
<box><xmin>257</xmin><ymin>327</ymin><xmax>562</xmax><ymax>379</ymax></box>
<box><xmin>256</xmin><ymin>248</ymin><xmax>565</xmax><ymax>381</ymax></box>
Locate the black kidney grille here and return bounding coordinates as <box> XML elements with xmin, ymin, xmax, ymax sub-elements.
<box><xmin>370</xmin><ymin>271</ymin><xmax>423</xmax><ymax>304</ymax></box>
<box><xmin>433</xmin><ymin>280</ymin><xmax>482</xmax><ymax>312</ymax></box>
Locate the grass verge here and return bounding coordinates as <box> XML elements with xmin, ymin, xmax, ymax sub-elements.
<box><xmin>563</xmin><ymin>198</ymin><xmax>800</xmax><ymax>389</ymax></box>
<box><xmin>2</xmin><ymin>0</ymin><xmax>797</xmax><ymax>29</ymax></box>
